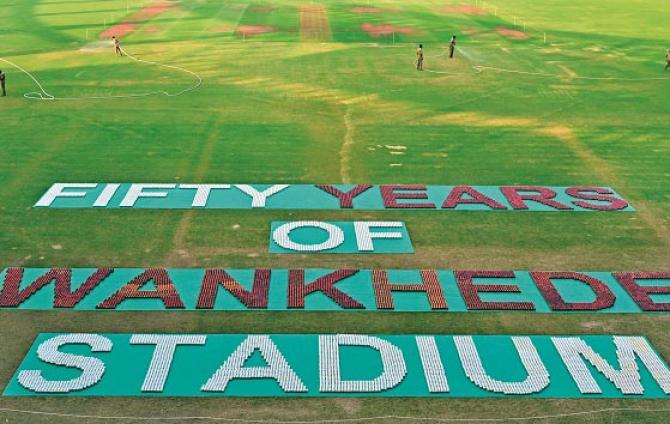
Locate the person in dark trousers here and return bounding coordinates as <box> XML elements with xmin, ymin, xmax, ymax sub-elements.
<box><xmin>0</xmin><ymin>70</ymin><xmax>6</xmax><ymax>96</ymax></box>
<box><xmin>666</xmin><ymin>49</ymin><xmax>670</xmax><ymax>70</ymax></box>
<box><xmin>416</xmin><ymin>44</ymin><xmax>424</xmax><ymax>70</ymax></box>
<box><xmin>449</xmin><ymin>36</ymin><xmax>457</xmax><ymax>58</ymax></box>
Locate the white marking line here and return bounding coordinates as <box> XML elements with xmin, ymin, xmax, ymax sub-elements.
<box><xmin>473</xmin><ymin>65</ymin><xmax>670</xmax><ymax>81</ymax></box>
<box><xmin>389</xmin><ymin>45</ymin><xmax>670</xmax><ymax>81</ymax></box>
<box><xmin>0</xmin><ymin>47</ymin><xmax>203</xmax><ymax>101</ymax></box>
<box><xmin>424</xmin><ymin>68</ymin><xmax>478</xmax><ymax>76</ymax></box>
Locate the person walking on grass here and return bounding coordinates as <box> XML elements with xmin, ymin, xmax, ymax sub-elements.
<box><xmin>416</xmin><ymin>44</ymin><xmax>424</xmax><ymax>71</ymax></box>
<box><xmin>112</xmin><ymin>36</ymin><xmax>123</xmax><ymax>57</ymax></box>
<box><xmin>0</xmin><ymin>70</ymin><xmax>6</xmax><ymax>97</ymax></box>
<box><xmin>665</xmin><ymin>49</ymin><xmax>670</xmax><ymax>70</ymax></box>
<box><xmin>449</xmin><ymin>35</ymin><xmax>457</xmax><ymax>58</ymax></box>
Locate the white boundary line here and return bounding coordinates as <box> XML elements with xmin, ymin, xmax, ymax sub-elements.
<box><xmin>0</xmin><ymin>46</ymin><xmax>202</xmax><ymax>101</ymax></box>
<box><xmin>394</xmin><ymin>45</ymin><xmax>670</xmax><ymax>80</ymax></box>
<box><xmin>473</xmin><ymin>65</ymin><xmax>670</xmax><ymax>81</ymax></box>
<box><xmin>0</xmin><ymin>407</ymin><xmax>669</xmax><ymax>422</ymax></box>
<box><xmin>414</xmin><ymin>47</ymin><xmax>670</xmax><ymax>81</ymax></box>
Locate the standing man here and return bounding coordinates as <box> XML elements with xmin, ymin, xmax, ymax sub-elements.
<box><xmin>0</xmin><ymin>69</ymin><xmax>6</xmax><ymax>97</ymax></box>
<box><xmin>416</xmin><ymin>44</ymin><xmax>424</xmax><ymax>71</ymax></box>
<box><xmin>112</xmin><ymin>36</ymin><xmax>123</xmax><ymax>57</ymax></box>
<box><xmin>665</xmin><ymin>49</ymin><xmax>670</xmax><ymax>70</ymax></box>
<box><xmin>449</xmin><ymin>36</ymin><xmax>457</xmax><ymax>58</ymax></box>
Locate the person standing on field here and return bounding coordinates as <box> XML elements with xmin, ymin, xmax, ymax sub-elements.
<box><xmin>665</xmin><ymin>49</ymin><xmax>670</xmax><ymax>70</ymax></box>
<box><xmin>0</xmin><ymin>70</ymin><xmax>6</xmax><ymax>97</ymax></box>
<box><xmin>112</xmin><ymin>36</ymin><xmax>123</xmax><ymax>57</ymax></box>
<box><xmin>449</xmin><ymin>35</ymin><xmax>457</xmax><ymax>58</ymax></box>
<box><xmin>416</xmin><ymin>44</ymin><xmax>424</xmax><ymax>70</ymax></box>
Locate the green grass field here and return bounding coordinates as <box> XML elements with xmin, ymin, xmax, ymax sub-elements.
<box><xmin>1</xmin><ymin>0</ymin><xmax>670</xmax><ymax>421</ymax></box>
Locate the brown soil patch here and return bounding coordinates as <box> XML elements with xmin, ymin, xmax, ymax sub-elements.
<box><xmin>101</xmin><ymin>1</ymin><xmax>174</xmax><ymax>38</ymax></box>
<box><xmin>351</xmin><ymin>7</ymin><xmax>399</xmax><ymax>14</ymax></box>
<box><xmin>442</xmin><ymin>4</ymin><xmax>486</xmax><ymax>15</ymax></box>
<box><xmin>166</xmin><ymin>115</ymin><xmax>224</xmax><ymax>266</ymax></box>
<box><xmin>248</xmin><ymin>6</ymin><xmax>273</xmax><ymax>13</ymax></box>
<box><xmin>101</xmin><ymin>22</ymin><xmax>137</xmax><ymax>38</ymax></box>
<box><xmin>542</xmin><ymin>126</ymin><xmax>572</xmax><ymax>139</ymax></box>
<box><xmin>135</xmin><ymin>2</ymin><xmax>173</xmax><ymax>20</ymax></box>
<box><xmin>496</xmin><ymin>27</ymin><xmax>528</xmax><ymax>39</ymax></box>
<box><xmin>210</xmin><ymin>24</ymin><xmax>234</xmax><ymax>33</ymax></box>
<box><xmin>361</xmin><ymin>23</ymin><xmax>415</xmax><ymax>37</ymax></box>
<box><xmin>335</xmin><ymin>398</ymin><xmax>362</xmax><ymax>415</ymax></box>
<box><xmin>236</xmin><ymin>25</ymin><xmax>275</xmax><ymax>36</ymax></box>
<box><xmin>340</xmin><ymin>107</ymin><xmax>354</xmax><ymax>183</ymax></box>
<box><xmin>427</xmin><ymin>112</ymin><xmax>535</xmax><ymax>128</ymax></box>
<box><xmin>559</xmin><ymin>64</ymin><xmax>578</xmax><ymax>78</ymax></box>
<box><xmin>300</xmin><ymin>5</ymin><xmax>332</xmax><ymax>41</ymax></box>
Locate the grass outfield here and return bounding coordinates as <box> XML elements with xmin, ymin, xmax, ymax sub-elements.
<box><xmin>1</xmin><ymin>0</ymin><xmax>670</xmax><ymax>421</ymax></box>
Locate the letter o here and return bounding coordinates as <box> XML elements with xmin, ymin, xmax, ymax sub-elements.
<box><xmin>273</xmin><ymin>221</ymin><xmax>344</xmax><ymax>252</ymax></box>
